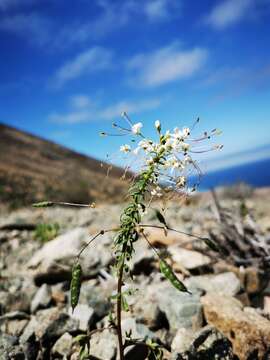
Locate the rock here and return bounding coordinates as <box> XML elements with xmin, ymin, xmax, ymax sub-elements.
<box><xmin>52</xmin><ymin>332</ymin><xmax>73</xmax><ymax>357</ymax></box>
<box><xmin>20</xmin><ymin>307</ymin><xmax>78</xmax><ymax>346</ymax></box>
<box><xmin>0</xmin><ymin>333</ymin><xmax>18</xmax><ymax>350</ymax></box>
<box><xmin>28</xmin><ymin>227</ymin><xmax>113</xmax><ymax>284</ymax></box>
<box><xmin>141</xmin><ymin>227</ymin><xmax>182</xmax><ymax>247</ymax></box>
<box><xmin>201</xmin><ymin>293</ymin><xmax>270</xmax><ymax>360</ymax></box>
<box><xmin>68</xmin><ymin>304</ymin><xmax>95</xmax><ymax>331</ymax></box>
<box><xmin>121</xmin><ymin>317</ymin><xmax>156</xmax><ymax>341</ymax></box>
<box><xmin>133</xmin><ymin>282</ymin><xmax>203</xmax><ymax>335</ymax></box>
<box><xmin>4</xmin><ymin>319</ymin><xmax>29</xmax><ymax>337</ymax></box>
<box><xmin>51</xmin><ymin>285</ymin><xmax>66</xmax><ymax>305</ymax></box>
<box><xmin>186</xmin><ymin>272</ymin><xmax>241</xmax><ymax>296</ymax></box>
<box><xmin>0</xmin><ymin>289</ymin><xmax>32</xmax><ymax>314</ymax></box>
<box><xmin>171</xmin><ymin>328</ymin><xmax>194</xmax><ymax>354</ymax></box>
<box><xmin>169</xmin><ymin>246</ymin><xmax>211</xmax><ymax>270</ymax></box>
<box><xmin>28</xmin><ymin>227</ymin><xmax>88</xmax><ymax>284</ymax></box>
<box><xmin>264</xmin><ymin>296</ymin><xmax>270</xmax><ymax>314</ymax></box>
<box><xmin>79</xmin><ymin>280</ymin><xmax>111</xmax><ymax>320</ymax></box>
<box><xmin>244</xmin><ymin>267</ymin><xmax>261</xmax><ymax>294</ymax></box>
<box><xmin>171</xmin><ymin>326</ymin><xmax>234</xmax><ymax>360</ymax></box>
<box><xmin>89</xmin><ymin>329</ymin><xmax>117</xmax><ymax>360</ymax></box>
<box><xmin>30</xmin><ymin>284</ymin><xmax>52</xmax><ymax>313</ymax></box>
<box><xmin>130</xmin><ymin>239</ymin><xmax>155</xmax><ymax>275</ymax></box>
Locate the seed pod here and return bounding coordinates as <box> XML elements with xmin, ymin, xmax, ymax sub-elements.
<box><xmin>70</xmin><ymin>262</ymin><xmax>82</xmax><ymax>312</ymax></box>
<box><xmin>160</xmin><ymin>260</ymin><xmax>190</xmax><ymax>294</ymax></box>
<box><xmin>32</xmin><ymin>201</ymin><xmax>54</xmax><ymax>208</ymax></box>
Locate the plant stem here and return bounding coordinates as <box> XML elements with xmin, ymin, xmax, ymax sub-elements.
<box><xmin>116</xmin><ymin>256</ymin><xmax>125</xmax><ymax>360</ymax></box>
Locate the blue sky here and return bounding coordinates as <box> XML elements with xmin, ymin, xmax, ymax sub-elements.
<box><xmin>0</xmin><ymin>0</ymin><xmax>270</xmax><ymax>172</ymax></box>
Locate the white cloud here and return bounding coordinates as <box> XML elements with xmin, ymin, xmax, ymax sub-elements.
<box><xmin>205</xmin><ymin>0</ymin><xmax>253</xmax><ymax>29</ymax></box>
<box><xmin>53</xmin><ymin>47</ymin><xmax>113</xmax><ymax>87</ymax></box>
<box><xmin>70</xmin><ymin>95</ymin><xmax>92</xmax><ymax>109</ymax></box>
<box><xmin>144</xmin><ymin>0</ymin><xmax>181</xmax><ymax>21</ymax></box>
<box><xmin>127</xmin><ymin>42</ymin><xmax>208</xmax><ymax>87</ymax></box>
<box><xmin>0</xmin><ymin>13</ymin><xmax>50</xmax><ymax>45</ymax></box>
<box><xmin>0</xmin><ymin>0</ymin><xmax>35</xmax><ymax>11</ymax></box>
<box><xmin>53</xmin><ymin>0</ymin><xmax>181</xmax><ymax>48</ymax></box>
<box><xmin>99</xmin><ymin>99</ymin><xmax>161</xmax><ymax>120</ymax></box>
<box><xmin>48</xmin><ymin>97</ymin><xmax>161</xmax><ymax>124</ymax></box>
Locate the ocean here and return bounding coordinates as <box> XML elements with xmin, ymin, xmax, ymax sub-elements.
<box><xmin>196</xmin><ymin>157</ymin><xmax>270</xmax><ymax>191</ymax></box>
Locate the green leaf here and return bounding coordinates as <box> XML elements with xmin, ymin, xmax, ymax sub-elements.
<box><xmin>155</xmin><ymin>210</ymin><xmax>167</xmax><ymax>227</ymax></box>
<box><xmin>160</xmin><ymin>260</ymin><xmax>190</xmax><ymax>294</ymax></box>
<box><xmin>32</xmin><ymin>201</ymin><xmax>54</xmax><ymax>208</ymax></box>
<box><xmin>202</xmin><ymin>237</ymin><xmax>220</xmax><ymax>253</ymax></box>
<box><xmin>121</xmin><ymin>294</ymin><xmax>129</xmax><ymax>312</ymax></box>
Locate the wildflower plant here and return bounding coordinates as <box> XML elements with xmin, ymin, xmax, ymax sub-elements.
<box><xmin>34</xmin><ymin>113</ymin><xmax>222</xmax><ymax>359</ymax></box>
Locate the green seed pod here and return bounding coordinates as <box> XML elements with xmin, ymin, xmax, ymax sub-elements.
<box><xmin>160</xmin><ymin>260</ymin><xmax>190</xmax><ymax>293</ymax></box>
<box><xmin>70</xmin><ymin>262</ymin><xmax>82</xmax><ymax>312</ymax></box>
<box><xmin>32</xmin><ymin>201</ymin><xmax>54</xmax><ymax>208</ymax></box>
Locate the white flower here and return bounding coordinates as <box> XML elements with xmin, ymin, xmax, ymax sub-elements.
<box><xmin>139</xmin><ymin>139</ymin><xmax>153</xmax><ymax>152</ymax></box>
<box><xmin>182</xmin><ymin>127</ymin><xmax>190</xmax><ymax>138</ymax></box>
<box><xmin>155</xmin><ymin>120</ymin><xmax>161</xmax><ymax>131</ymax></box>
<box><xmin>131</xmin><ymin>122</ymin><xmax>143</xmax><ymax>135</ymax></box>
<box><xmin>173</xmin><ymin>128</ymin><xmax>184</xmax><ymax>142</ymax></box>
<box><xmin>177</xmin><ymin>176</ymin><xmax>186</xmax><ymax>187</ymax></box>
<box><xmin>181</xmin><ymin>143</ymin><xmax>190</xmax><ymax>153</ymax></box>
<box><xmin>151</xmin><ymin>186</ymin><xmax>162</xmax><ymax>197</ymax></box>
<box><xmin>146</xmin><ymin>157</ymin><xmax>154</xmax><ymax>165</ymax></box>
<box><xmin>171</xmin><ymin>159</ymin><xmax>182</xmax><ymax>169</ymax></box>
<box><xmin>133</xmin><ymin>147</ymin><xmax>140</xmax><ymax>155</ymax></box>
<box><xmin>120</xmin><ymin>144</ymin><xmax>131</xmax><ymax>153</ymax></box>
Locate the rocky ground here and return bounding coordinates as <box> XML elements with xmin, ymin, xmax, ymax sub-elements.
<box><xmin>0</xmin><ymin>186</ymin><xmax>270</xmax><ymax>360</ymax></box>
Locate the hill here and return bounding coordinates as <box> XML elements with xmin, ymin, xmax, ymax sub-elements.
<box><xmin>0</xmin><ymin>123</ymin><xmax>129</xmax><ymax>208</ymax></box>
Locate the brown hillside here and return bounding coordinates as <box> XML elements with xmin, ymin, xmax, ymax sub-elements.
<box><xmin>0</xmin><ymin>123</ymin><xmax>129</xmax><ymax>208</ymax></box>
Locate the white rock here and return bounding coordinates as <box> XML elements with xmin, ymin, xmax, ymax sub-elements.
<box><xmin>52</xmin><ymin>332</ymin><xmax>73</xmax><ymax>356</ymax></box>
<box><xmin>169</xmin><ymin>247</ymin><xmax>211</xmax><ymax>270</ymax></box>
<box><xmin>31</xmin><ymin>284</ymin><xmax>52</xmax><ymax>313</ymax></box>
<box><xmin>186</xmin><ymin>272</ymin><xmax>241</xmax><ymax>296</ymax></box>
<box><xmin>68</xmin><ymin>304</ymin><xmax>94</xmax><ymax>331</ymax></box>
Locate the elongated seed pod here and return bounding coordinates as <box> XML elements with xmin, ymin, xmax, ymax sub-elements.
<box><xmin>160</xmin><ymin>260</ymin><xmax>190</xmax><ymax>293</ymax></box>
<box><xmin>32</xmin><ymin>201</ymin><xmax>54</xmax><ymax>208</ymax></box>
<box><xmin>70</xmin><ymin>262</ymin><xmax>82</xmax><ymax>312</ymax></box>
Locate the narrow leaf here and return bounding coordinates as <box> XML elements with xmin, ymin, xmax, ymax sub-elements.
<box><xmin>202</xmin><ymin>237</ymin><xmax>220</xmax><ymax>253</ymax></box>
<box><xmin>160</xmin><ymin>260</ymin><xmax>190</xmax><ymax>294</ymax></box>
<box><xmin>155</xmin><ymin>210</ymin><xmax>167</xmax><ymax>227</ymax></box>
<box><xmin>121</xmin><ymin>294</ymin><xmax>129</xmax><ymax>312</ymax></box>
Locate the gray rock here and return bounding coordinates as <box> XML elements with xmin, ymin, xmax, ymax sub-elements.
<box><xmin>130</xmin><ymin>239</ymin><xmax>155</xmax><ymax>275</ymax></box>
<box><xmin>121</xmin><ymin>317</ymin><xmax>156</xmax><ymax>341</ymax></box>
<box><xmin>27</xmin><ymin>227</ymin><xmax>88</xmax><ymax>283</ymax></box>
<box><xmin>20</xmin><ymin>307</ymin><xmax>78</xmax><ymax>346</ymax></box>
<box><xmin>186</xmin><ymin>272</ymin><xmax>241</xmax><ymax>296</ymax></box>
<box><xmin>52</xmin><ymin>332</ymin><xmax>73</xmax><ymax>357</ymax></box>
<box><xmin>133</xmin><ymin>282</ymin><xmax>203</xmax><ymax>335</ymax></box>
<box><xmin>171</xmin><ymin>328</ymin><xmax>195</xmax><ymax>354</ymax></box>
<box><xmin>1</xmin><ymin>319</ymin><xmax>28</xmax><ymax>337</ymax></box>
<box><xmin>30</xmin><ymin>284</ymin><xmax>52</xmax><ymax>313</ymax></box>
<box><xmin>68</xmin><ymin>304</ymin><xmax>95</xmax><ymax>331</ymax></box>
<box><xmin>79</xmin><ymin>280</ymin><xmax>111</xmax><ymax>320</ymax></box>
<box><xmin>90</xmin><ymin>329</ymin><xmax>117</xmax><ymax>360</ymax></box>
<box><xmin>27</xmin><ymin>227</ymin><xmax>113</xmax><ymax>284</ymax></box>
<box><xmin>171</xmin><ymin>326</ymin><xmax>234</xmax><ymax>360</ymax></box>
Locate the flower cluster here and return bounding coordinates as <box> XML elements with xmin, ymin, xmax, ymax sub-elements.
<box><xmin>102</xmin><ymin>112</ymin><xmax>222</xmax><ymax>201</ymax></box>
